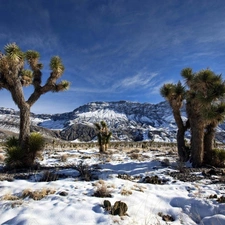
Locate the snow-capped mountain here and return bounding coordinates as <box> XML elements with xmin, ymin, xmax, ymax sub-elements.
<box><xmin>1</xmin><ymin>101</ymin><xmax>225</xmax><ymax>143</ymax></box>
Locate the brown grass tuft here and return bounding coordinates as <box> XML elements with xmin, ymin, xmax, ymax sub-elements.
<box><xmin>93</xmin><ymin>180</ymin><xmax>112</xmax><ymax>198</ymax></box>
<box><xmin>22</xmin><ymin>188</ymin><xmax>56</xmax><ymax>200</ymax></box>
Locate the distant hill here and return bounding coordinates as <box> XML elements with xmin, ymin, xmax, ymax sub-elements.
<box><xmin>1</xmin><ymin>101</ymin><xmax>225</xmax><ymax>143</ymax></box>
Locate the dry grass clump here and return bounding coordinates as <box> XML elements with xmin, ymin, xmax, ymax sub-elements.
<box><xmin>22</xmin><ymin>188</ymin><xmax>56</xmax><ymax>200</ymax></box>
<box><xmin>1</xmin><ymin>192</ymin><xmax>19</xmax><ymax>201</ymax></box>
<box><xmin>1</xmin><ymin>192</ymin><xmax>24</xmax><ymax>208</ymax></box>
<box><xmin>93</xmin><ymin>180</ymin><xmax>113</xmax><ymax>198</ymax></box>
<box><xmin>131</xmin><ymin>184</ymin><xmax>146</xmax><ymax>192</ymax></box>
<box><xmin>60</xmin><ymin>154</ymin><xmax>68</xmax><ymax>162</ymax></box>
<box><xmin>121</xmin><ymin>188</ymin><xmax>132</xmax><ymax>196</ymax></box>
<box><xmin>1</xmin><ymin>188</ymin><xmax>56</xmax><ymax>202</ymax></box>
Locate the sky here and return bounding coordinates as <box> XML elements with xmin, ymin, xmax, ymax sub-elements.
<box><xmin>0</xmin><ymin>0</ymin><xmax>225</xmax><ymax>114</ymax></box>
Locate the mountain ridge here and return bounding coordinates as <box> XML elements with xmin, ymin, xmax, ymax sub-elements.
<box><xmin>1</xmin><ymin>100</ymin><xmax>225</xmax><ymax>143</ymax></box>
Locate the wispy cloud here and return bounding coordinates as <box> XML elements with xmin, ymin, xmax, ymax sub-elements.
<box><xmin>114</xmin><ymin>72</ymin><xmax>158</xmax><ymax>90</ymax></box>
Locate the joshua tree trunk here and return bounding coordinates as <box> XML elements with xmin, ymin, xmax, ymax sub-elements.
<box><xmin>204</xmin><ymin>124</ymin><xmax>216</xmax><ymax>165</ymax></box>
<box><xmin>172</xmin><ymin>107</ymin><xmax>189</xmax><ymax>162</ymax></box>
<box><xmin>177</xmin><ymin>128</ymin><xmax>187</xmax><ymax>161</ymax></box>
<box><xmin>190</xmin><ymin>121</ymin><xmax>205</xmax><ymax>167</ymax></box>
<box><xmin>99</xmin><ymin>144</ymin><xmax>104</xmax><ymax>153</ymax></box>
<box><xmin>19</xmin><ymin>103</ymin><xmax>31</xmax><ymax>151</ymax></box>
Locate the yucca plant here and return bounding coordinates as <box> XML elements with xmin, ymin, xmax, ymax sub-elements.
<box><xmin>4</xmin><ymin>136</ymin><xmax>25</xmax><ymax>168</ymax></box>
<box><xmin>26</xmin><ymin>132</ymin><xmax>45</xmax><ymax>165</ymax></box>
<box><xmin>4</xmin><ymin>133</ymin><xmax>45</xmax><ymax>168</ymax></box>
<box><xmin>94</xmin><ymin>121</ymin><xmax>112</xmax><ymax>153</ymax></box>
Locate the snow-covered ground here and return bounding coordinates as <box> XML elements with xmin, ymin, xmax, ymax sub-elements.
<box><xmin>0</xmin><ymin>147</ymin><xmax>225</xmax><ymax>225</ymax></box>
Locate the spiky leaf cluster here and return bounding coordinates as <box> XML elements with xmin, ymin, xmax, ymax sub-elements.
<box><xmin>4</xmin><ymin>43</ymin><xmax>24</xmax><ymax>63</ymax></box>
<box><xmin>50</xmin><ymin>56</ymin><xmax>64</xmax><ymax>75</ymax></box>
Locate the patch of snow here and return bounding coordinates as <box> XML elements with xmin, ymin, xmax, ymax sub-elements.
<box><xmin>0</xmin><ymin>147</ymin><xmax>225</xmax><ymax>225</ymax></box>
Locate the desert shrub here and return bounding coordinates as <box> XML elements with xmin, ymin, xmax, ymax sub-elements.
<box><xmin>74</xmin><ymin>161</ymin><xmax>92</xmax><ymax>181</ymax></box>
<box><xmin>210</xmin><ymin>148</ymin><xmax>225</xmax><ymax>167</ymax></box>
<box><xmin>39</xmin><ymin>170</ymin><xmax>59</xmax><ymax>182</ymax></box>
<box><xmin>93</xmin><ymin>181</ymin><xmax>112</xmax><ymax>198</ymax></box>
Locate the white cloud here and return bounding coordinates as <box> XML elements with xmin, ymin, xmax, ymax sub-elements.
<box><xmin>114</xmin><ymin>72</ymin><xmax>158</xmax><ymax>90</ymax></box>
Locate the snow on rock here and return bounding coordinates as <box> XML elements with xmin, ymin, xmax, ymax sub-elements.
<box><xmin>1</xmin><ymin>100</ymin><xmax>225</xmax><ymax>142</ymax></box>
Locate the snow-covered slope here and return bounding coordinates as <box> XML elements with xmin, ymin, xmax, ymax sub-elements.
<box><xmin>1</xmin><ymin>101</ymin><xmax>225</xmax><ymax>143</ymax></box>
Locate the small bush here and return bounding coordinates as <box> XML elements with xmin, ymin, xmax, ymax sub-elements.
<box><xmin>93</xmin><ymin>181</ymin><xmax>112</xmax><ymax>198</ymax></box>
<box><xmin>74</xmin><ymin>161</ymin><xmax>92</xmax><ymax>181</ymax></box>
<box><xmin>211</xmin><ymin>149</ymin><xmax>225</xmax><ymax>167</ymax></box>
<box><xmin>39</xmin><ymin>171</ymin><xmax>59</xmax><ymax>182</ymax></box>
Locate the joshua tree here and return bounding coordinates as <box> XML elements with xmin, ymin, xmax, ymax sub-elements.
<box><xmin>0</xmin><ymin>43</ymin><xmax>70</xmax><ymax>167</ymax></box>
<box><xmin>161</xmin><ymin>68</ymin><xmax>225</xmax><ymax>167</ymax></box>
<box><xmin>94</xmin><ymin>121</ymin><xmax>112</xmax><ymax>153</ymax></box>
<box><xmin>181</xmin><ymin>68</ymin><xmax>225</xmax><ymax>167</ymax></box>
<box><xmin>160</xmin><ymin>81</ymin><xmax>189</xmax><ymax>162</ymax></box>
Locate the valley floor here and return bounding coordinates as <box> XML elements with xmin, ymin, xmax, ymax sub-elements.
<box><xmin>0</xmin><ymin>147</ymin><xmax>225</xmax><ymax>225</ymax></box>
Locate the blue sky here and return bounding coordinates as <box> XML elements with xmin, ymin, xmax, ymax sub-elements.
<box><xmin>0</xmin><ymin>0</ymin><xmax>225</xmax><ymax>114</ymax></box>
